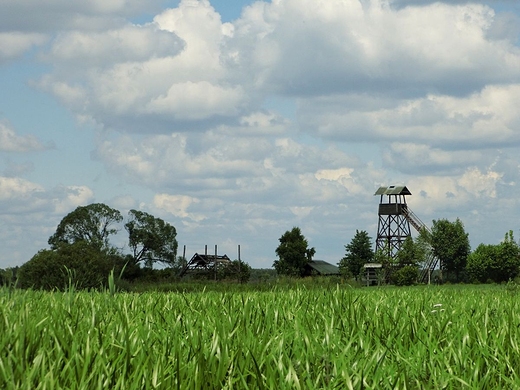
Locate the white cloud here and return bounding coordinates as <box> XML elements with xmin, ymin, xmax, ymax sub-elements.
<box><xmin>34</xmin><ymin>0</ymin><xmax>246</xmax><ymax>130</ymax></box>
<box><xmin>0</xmin><ymin>122</ymin><xmax>49</xmax><ymax>152</ymax></box>
<box><xmin>23</xmin><ymin>0</ymin><xmax>519</xmax><ymax>141</ymax></box>
<box><xmin>406</xmin><ymin>166</ymin><xmax>503</xmax><ymax>216</ymax></box>
<box><xmin>0</xmin><ymin>176</ymin><xmax>44</xmax><ymax>202</ymax></box>
<box><xmin>154</xmin><ymin>193</ymin><xmax>205</xmax><ymax>221</ymax></box>
<box><xmin>301</xmin><ymin>84</ymin><xmax>520</xmax><ymax>152</ymax></box>
<box><xmin>146</xmin><ymin>81</ymin><xmax>245</xmax><ymax>119</ymax></box>
<box><xmin>47</xmin><ymin>25</ymin><xmax>183</xmax><ymax>66</ymax></box>
<box><xmin>53</xmin><ymin>186</ymin><xmax>95</xmax><ymax>214</ymax></box>
<box><xmin>229</xmin><ymin>0</ymin><xmax>520</xmax><ymax>96</ymax></box>
<box><xmin>0</xmin><ymin>32</ymin><xmax>47</xmax><ymax>62</ymax></box>
<box><xmin>383</xmin><ymin>143</ymin><xmax>485</xmax><ymax>174</ymax></box>
<box><xmin>458</xmin><ymin>167</ymin><xmax>502</xmax><ymax>198</ymax></box>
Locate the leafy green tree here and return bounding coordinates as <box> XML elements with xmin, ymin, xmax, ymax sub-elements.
<box><xmin>396</xmin><ymin>236</ymin><xmax>419</xmax><ymax>266</ymax></box>
<box><xmin>338</xmin><ymin>230</ymin><xmax>374</xmax><ymax>280</ymax></box>
<box><xmin>430</xmin><ymin>218</ymin><xmax>470</xmax><ymax>282</ymax></box>
<box><xmin>273</xmin><ymin>227</ymin><xmax>315</xmax><ymax>277</ymax></box>
<box><xmin>466</xmin><ymin>231</ymin><xmax>520</xmax><ymax>283</ymax></box>
<box><xmin>48</xmin><ymin>203</ymin><xmax>122</xmax><ymax>250</ymax></box>
<box><xmin>495</xmin><ymin>231</ymin><xmax>520</xmax><ymax>281</ymax></box>
<box><xmin>389</xmin><ymin>236</ymin><xmax>424</xmax><ymax>285</ymax></box>
<box><xmin>125</xmin><ymin>210</ymin><xmax>178</xmax><ymax>267</ymax></box>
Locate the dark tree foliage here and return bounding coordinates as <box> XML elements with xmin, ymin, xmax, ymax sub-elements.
<box><xmin>0</xmin><ymin>267</ymin><xmax>18</xmax><ymax>286</ymax></box>
<box><xmin>273</xmin><ymin>227</ymin><xmax>315</xmax><ymax>277</ymax></box>
<box><xmin>48</xmin><ymin>203</ymin><xmax>122</xmax><ymax>250</ymax></box>
<box><xmin>18</xmin><ymin>241</ymin><xmax>123</xmax><ymax>290</ymax></box>
<box><xmin>125</xmin><ymin>210</ymin><xmax>178</xmax><ymax>267</ymax></box>
<box><xmin>218</xmin><ymin>260</ymin><xmax>252</xmax><ymax>283</ymax></box>
<box><xmin>338</xmin><ymin>230</ymin><xmax>374</xmax><ymax>280</ymax></box>
<box><xmin>387</xmin><ymin>236</ymin><xmax>424</xmax><ymax>285</ymax></box>
<box><xmin>466</xmin><ymin>231</ymin><xmax>520</xmax><ymax>283</ymax></box>
<box><xmin>430</xmin><ymin>218</ymin><xmax>470</xmax><ymax>282</ymax></box>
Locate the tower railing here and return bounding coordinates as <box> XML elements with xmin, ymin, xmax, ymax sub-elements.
<box><xmin>401</xmin><ymin>207</ymin><xmax>439</xmax><ymax>283</ymax></box>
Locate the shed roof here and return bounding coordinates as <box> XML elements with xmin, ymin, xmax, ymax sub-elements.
<box><xmin>374</xmin><ymin>185</ymin><xmax>411</xmax><ymax>196</ymax></box>
<box><xmin>363</xmin><ymin>263</ymin><xmax>383</xmax><ymax>269</ymax></box>
<box><xmin>307</xmin><ymin>260</ymin><xmax>340</xmax><ymax>275</ymax></box>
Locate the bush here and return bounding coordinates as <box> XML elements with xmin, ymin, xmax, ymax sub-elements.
<box><xmin>393</xmin><ymin>266</ymin><xmax>418</xmax><ymax>286</ymax></box>
<box><xmin>18</xmin><ymin>241</ymin><xmax>122</xmax><ymax>290</ymax></box>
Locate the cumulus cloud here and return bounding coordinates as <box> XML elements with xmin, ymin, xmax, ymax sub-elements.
<box><xmin>228</xmin><ymin>0</ymin><xmax>520</xmax><ymax>97</ymax></box>
<box><xmin>407</xmin><ymin>165</ymin><xmax>503</xmax><ymax>214</ymax></box>
<box><xmin>300</xmin><ymin>84</ymin><xmax>520</xmax><ymax>153</ymax></box>
<box><xmin>93</xmin><ymin>129</ymin><xmax>377</xmax><ymax>212</ymax></box>
<box><xmin>0</xmin><ymin>122</ymin><xmax>49</xmax><ymax>152</ymax></box>
<box><xmin>52</xmin><ymin>186</ymin><xmax>95</xmax><ymax>214</ymax></box>
<box><xmin>34</xmin><ymin>0</ymin><xmax>247</xmax><ymax>131</ymax></box>
<box><xmin>25</xmin><ymin>0</ymin><xmax>519</xmax><ymax>139</ymax></box>
<box><xmin>0</xmin><ymin>32</ymin><xmax>47</xmax><ymax>62</ymax></box>
<box><xmin>154</xmin><ymin>193</ymin><xmax>205</xmax><ymax>221</ymax></box>
<box><xmin>46</xmin><ymin>25</ymin><xmax>184</xmax><ymax>66</ymax></box>
<box><xmin>0</xmin><ymin>176</ymin><xmax>44</xmax><ymax>202</ymax></box>
<box><xmin>146</xmin><ymin>81</ymin><xmax>245</xmax><ymax>119</ymax></box>
<box><xmin>383</xmin><ymin>143</ymin><xmax>486</xmax><ymax>174</ymax></box>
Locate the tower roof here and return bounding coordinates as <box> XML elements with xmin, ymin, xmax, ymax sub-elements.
<box><xmin>374</xmin><ymin>185</ymin><xmax>412</xmax><ymax>196</ymax></box>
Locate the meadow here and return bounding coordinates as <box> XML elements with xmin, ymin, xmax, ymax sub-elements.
<box><xmin>2</xmin><ymin>282</ymin><xmax>520</xmax><ymax>389</ymax></box>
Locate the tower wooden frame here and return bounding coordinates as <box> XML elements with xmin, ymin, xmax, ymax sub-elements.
<box><xmin>374</xmin><ymin>185</ymin><xmax>412</xmax><ymax>260</ymax></box>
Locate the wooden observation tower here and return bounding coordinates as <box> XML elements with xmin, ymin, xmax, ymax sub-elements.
<box><xmin>375</xmin><ymin>185</ymin><xmax>412</xmax><ymax>260</ymax></box>
<box><xmin>374</xmin><ymin>185</ymin><xmax>439</xmax><ymax>283</ymax></box>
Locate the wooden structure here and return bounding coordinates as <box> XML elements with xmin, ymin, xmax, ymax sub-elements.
<box><xmin>374</xmin><ymin>185</ymin><xmax>438</xmax><ymax>283</ymax></box>
<box><xmin>375</xmin><ymin>185</ymin><xmax>413</xmax><ymax>260</ymax></box>
<box><xmin>179</xmin><ymin>250</ymin><xmax>231</xmax><ymax>278</ymax></box>
<box><xmin>363</xmin><ymin>263</ymin><xmax>383</xmax><ymax>286</ymax></box>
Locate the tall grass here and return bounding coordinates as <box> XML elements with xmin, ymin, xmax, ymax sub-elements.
<box><xmin>1</xmin><ymin>284</ymin><xmax>520</xmax><ymax>389</ymax></box>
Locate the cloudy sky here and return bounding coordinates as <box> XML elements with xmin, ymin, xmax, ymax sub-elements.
<box><xmin>1</xmin><ymin>0</ymin><xmax>520</xmax><ymax>269</ymax></box>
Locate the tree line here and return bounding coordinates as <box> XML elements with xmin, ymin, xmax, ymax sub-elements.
<box><xmin>2</xmin><ymin>203</ymin><xmax>250</xmax><ymax>290</ymax></box>
<box><xmin>273</xmin><ymin>220</ymin><xmax>520</xmax><ymax>285</ymax></box>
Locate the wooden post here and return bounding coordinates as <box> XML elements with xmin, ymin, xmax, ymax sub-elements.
<box><xmin>214</xmin><ymin>244</ymin><xmax>218</xmax><ymax>281</ymax></box>
<box><xmin>238</xmin><ymin>245</ymin><xmax>241</xmax><ymax>283</ymax></box>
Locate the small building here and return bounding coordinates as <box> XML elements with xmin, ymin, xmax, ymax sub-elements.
<box><xmin>304</xmin><ymin>260</ymin><xmax>340</xmax><ymax>276</ymax></box>
<box><xmin>363</xmin><ymin>263</ymin><xmax>383</xmax><ymax>286</ymax></box>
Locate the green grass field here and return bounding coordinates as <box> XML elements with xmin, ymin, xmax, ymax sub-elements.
<box><xmin>2</xmin><ymin>283</ymin><xmax>520</xmax><ymax>389</ymax></box>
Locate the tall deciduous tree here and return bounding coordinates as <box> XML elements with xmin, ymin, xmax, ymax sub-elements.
<box><xmin>338</xmin><ymin>230</ymin><xmax>373</xmax><ymax>280</ymax></box>
<box><xmin>273</xmin><ymin>227</ymin><xmax>315</xmax><ymax>277</ymax></box>
<box><xmin>125</xmin><ymin>210</ymin><xmax>178</xmax><ymax>267</ymax></box>
<box><xmin>430</xmin><ymin>218</ymin><xmax>470</xmax><ymax>282</ymax></box>
<box><xmin>48</xmin><ymin>203</ymin><xmax>122</xmax><ymax>250</ymax></box>
<box><xmin>396</xmin><ymin>236</ymin><xmax>427</xmax><ymax>267</ymax></box>
<box><xmin>466</xmin><ymin>231</ymin><xmax>520</xmax><ymax>283</ymax></box>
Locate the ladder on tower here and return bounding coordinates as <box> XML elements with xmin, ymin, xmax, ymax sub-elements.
<box><xmin>402</xmin><ymin>207</ymin><xmax>439</xmax><ymax>284</ymax></box>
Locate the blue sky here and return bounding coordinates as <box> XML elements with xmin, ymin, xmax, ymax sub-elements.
<box><xmin>1</xmin><ymin>0</ymin><xmax>520</xmax><ymax>269</ymax></box>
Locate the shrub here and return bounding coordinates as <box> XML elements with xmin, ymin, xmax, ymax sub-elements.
<box><xmin>393</xmin><ymin>266</ymin><xmax>418</xmax><ymax>286</ymax></box>
<box><xmin>18</xmin><ymin>241</ymin><xmax>121</xmax><ymax>290</ymax></box>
